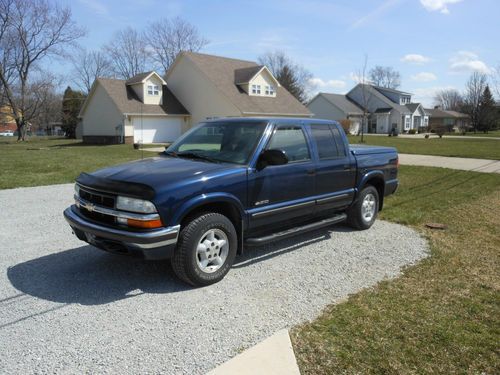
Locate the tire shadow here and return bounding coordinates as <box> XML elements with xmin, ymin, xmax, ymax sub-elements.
<box><xmin>7</xmin><ymin>245</ymin><xmax>191</xmax><ymax>305</ymax></box>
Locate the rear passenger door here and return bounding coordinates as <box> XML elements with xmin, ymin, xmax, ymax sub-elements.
<box><xmin>247</xmin><ymin>124</ymin><xmax>316</xmax><ymax>231</ymax></box>
<box><xmin>309</xmin><ymin>124</ymin><xmax>356</xmax><ymax>213</ymax></box>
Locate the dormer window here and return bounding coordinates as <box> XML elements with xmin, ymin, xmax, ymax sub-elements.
<box><xmin>251</xmin><ymin>84</ymin><xmax>261</xmax><ymax>95</ymax></box>
<box><xmin>265</xmin><ymin>85</ymin><xmax>275</xmax><ymax>96</ymax></box>
<box><xmin>401</xmin><ymin>96</ymin><xmax>410</xmax><ymax>104</ymax></box>
<box><xmin>147</xmin><ymin>85</ymin><xmax>160</xmax><ymax>96</ymax></box>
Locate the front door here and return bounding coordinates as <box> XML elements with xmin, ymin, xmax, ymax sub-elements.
<box><xmin>247</xmin><ymin>124</ymin><xmax>315</xmax><ymax>231</ymax></box>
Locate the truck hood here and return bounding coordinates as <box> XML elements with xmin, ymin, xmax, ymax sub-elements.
<box><xmin>87</xmin><ymin>156</ymin><xmax>243</xmax><ymax>196</ymax></box>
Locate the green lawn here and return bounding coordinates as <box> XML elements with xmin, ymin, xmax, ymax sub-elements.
<box><xmin>459</xmin><ymin>130</ymin><xmax>500</xmax><ymax>138</ymax></box>
<box><xmin>348</xmin><ymin>135</ymin><xmax>500</xmax><ymax>160</ymax></box>
<box><xmin>291</xmin><ymin>166</ymin><xmax>500</xmax><ymax>374</ymax></box>
<box><xmin>0</xmin><ymin>137</ymin><xmax>157</xmax><ymax>190</ymax></box>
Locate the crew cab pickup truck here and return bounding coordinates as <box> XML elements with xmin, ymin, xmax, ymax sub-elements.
<box><xmin>64</xmin><ymin>118</ymin><xmax>398</xmax><ymax>286</ymax></box>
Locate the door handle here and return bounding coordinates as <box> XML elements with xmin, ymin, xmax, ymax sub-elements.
<box><xmin>343</xmin><ymin>165</ymin><xmax>351</xmax><ymax>170</ymax></box>
<box><xmin>307</xmin><ymin>169</ymin><xmax>316</xmax><ymax>175</ymax></box>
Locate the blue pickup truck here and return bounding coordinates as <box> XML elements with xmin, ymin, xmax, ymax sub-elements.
<box><xmin>64</xmin><ymin>118</ymin><xmax>398</xmax><ymax>286</ymax></box>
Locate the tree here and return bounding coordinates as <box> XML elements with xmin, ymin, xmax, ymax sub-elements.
<box><xmin>144</xmin><ymin>17</ymin><xmax>208</xmax><ymax>75</ymax></box>
<box><xmin>492</xmin><ymin>64</ymin><xmax>500</xmax><ymax>101</ymax></box>
<box><xmin>258</xmin><ymin>51</ymin><xmax>313</xmax><ymax>103</ymax></box>
<box><xmin>369</xmin><ymin>65</ymin><xmax>401</xmax><ymax>89</ymax></box>
<box><xmin>61</xmin><ymin>86</ymin><xmax>85</xmax><ymax>138</ymax></box>
<box><xmin>356</xmin><ymin>55</ymin><xmax>374</xmax><ymax>142</ymax></box>
<box><xmin>72</xmin><ymin>49</ymin><xmax>112</xmax><ymax>94</ymax></box>
<box><xmin>478</xmin><ymin>85</ymin><xmax>495</xmax><ymax>132</ymax></box>
<box><xmin>462</xmin><ymin>72</ymin><xmax>488</xmax><ymax>133</ymax></box>
<box><xmin>433</xmin><ymin>89</ymin><xmax>463</xmax><ymax>111</ymax></box>
<box><xmin>0</xmin><ymin>0</ymin><xmax>85</xmax><ymax>141</ymax></box>
<box><xmin>104</xmin><ymin>27</ymin><xmax>151</xmax><ymax>79</ymax></box>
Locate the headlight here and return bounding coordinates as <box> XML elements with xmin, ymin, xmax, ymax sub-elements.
<box><xmin>74</xmin><ymin>184</ymin><xmax>80</xmax><ymax>197</ymax></box>
<box><xmin>116</xmin><ymin>196</ymin><xmax>157</xmax><ymax>214</ymax></box>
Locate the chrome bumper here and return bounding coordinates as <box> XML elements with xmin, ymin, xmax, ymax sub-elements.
<box><xmin>64</xmin><ymin>206</ymin><xmax>180</xmax><ymax>259</ymax></box>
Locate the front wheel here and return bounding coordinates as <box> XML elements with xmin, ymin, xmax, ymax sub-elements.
<box><xmin>171</xmin><ymin>212</ymin><xmax>237</xmax><ymax>286</ymax></box>
<box><xmin>347</xmin><ymin>186</ymin><xmax>379</xmax><ymax>230</ymax></box>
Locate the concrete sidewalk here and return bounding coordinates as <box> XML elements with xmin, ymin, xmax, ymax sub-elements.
<box><xmin>207</xmin><ymin>330</ymin><xmax>300</xmax><ymax>375</ymax></box>
<box><xmin>399</xmin><ymin>153</ymin><xmax>500</xmax><ymax>173</ymax></box>
<box><xmin>366</xmin><ymin>133</ymin><xmax>500</xmax><ymax>140</ymax></box>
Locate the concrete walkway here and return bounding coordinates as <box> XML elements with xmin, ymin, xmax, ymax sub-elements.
<box><xmin>207</xmin><ymin>330</ymin><xmax>300</xmax><ymax>375</ymax></box>
<box><xmin>366</xmin><ymin>133</ymin><xmax>500</xmax><ymax>140</ymax></box>
<box><xmin>399</xmin><ymin>153</ymin><xmax>500</xmax><ymax>173</ymax></box>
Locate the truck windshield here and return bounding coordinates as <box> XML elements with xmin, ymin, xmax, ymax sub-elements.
<box><xmin>165</xmin><ymin>121</ymin><xmax>268</xmax><ymax>164</ymax></box>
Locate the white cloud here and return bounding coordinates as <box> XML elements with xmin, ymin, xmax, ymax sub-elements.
<box><xmin>411</xmin><ymin>72</ymin><xmax>438</xmax><ymax>82</ymax></box>
<box><xmin>449</xmin><ymin>51</ymin><xmax>491</xmax><ymax>74</ymax></box>
<box><xmin>78</xmin><ymin>0</ymin><xmax>108</xmax><ymax>15</ymax></box>
<box><xmin>420</xmin><ymin>0</ymin><xmax>463</xmax><ymax>14</ymax></box>
<box><xmin>309</xmin><ymin>77</ymin><xmax>346</xmax><ymax>90</ymax></box>
<box><xmin>401</xmin><ymin>54</ymin><xmax>431</xmax><ymax>64</ymax></box>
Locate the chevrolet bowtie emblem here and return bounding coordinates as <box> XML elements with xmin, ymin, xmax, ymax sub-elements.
<box><xmin>84</xmin><ymin>202</ymin><xmax>95</xmax><ymax>212</ymax></box>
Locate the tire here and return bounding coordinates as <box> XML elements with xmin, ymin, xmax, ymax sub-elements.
<box><xmin>347</xmin><ymin>185</ymin><xmax>379</xmax><ymax>230</ymax></box>
<box><xmin>171</xmin><ymin>212</ymin><xmax>237</xmax><ymax>286</ymax></box>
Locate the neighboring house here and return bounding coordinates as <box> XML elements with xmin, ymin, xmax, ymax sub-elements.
<box><xmin>79</xmin><ymin>71</ymin><xmax>190</xmax><ymax>144</ymax></box>
<box><xmin>0</xmin><ymin>104</ymin><xmax>17</xmax><ymax>133</ymax></box>
<box><xmin>425</xmin><ymin>107</ymin><xmax>470</xmax><ymax>132</ymax></box>
<box><xmin>80</xmin><ymin>52</ymin><xmax>311</xmax><ymax>144</ymax></box>
<box><xmin>307</xmin><ymin>93</ymin><xmax>363</xmax><ymax>134</ymax></box>
<box><xmin>308</xmin><ymin>84</ymin><xmax>429</xmax><ymax>134</ymax></box>
<box><xmin>165</xmin><ymin>52</ymin><xmax>311</xmax><ymax>125</ymax></box>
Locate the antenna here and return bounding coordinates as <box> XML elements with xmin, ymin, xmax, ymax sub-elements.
<box><xmin>141</xmin><ymin>101</ymin><xmax>144</xmax><ymax>160</ymax></box>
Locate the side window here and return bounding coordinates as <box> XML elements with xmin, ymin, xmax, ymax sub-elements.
<box><xmin>330</xmin><ymin>125</ymin><xmax>347</xmax><ymax>156</ymax></box>
<box><xmin>267</xmin><ymin>126</ymin><xmax>310</xmax><ymax>162</ymax></box>
<box><xmin>310</xmin><ymin>125</ymin><xmax>339</xmax><ymax>159</ymax></box>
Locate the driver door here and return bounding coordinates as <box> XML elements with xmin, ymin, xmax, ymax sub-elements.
<box><xmin>247</xmin><ymin>124</ymin><xmax>316</xmax><ymax>231</ymax></box>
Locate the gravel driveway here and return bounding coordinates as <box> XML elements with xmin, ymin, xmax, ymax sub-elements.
<box><xmin>0</xmin><ymin>184</ymin><xmax>428</xmax><ymax>374</ymax></box>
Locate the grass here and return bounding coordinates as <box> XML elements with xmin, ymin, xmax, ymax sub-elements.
<box><xmin>291</xmin><ymin>165</ymin><xmax>500</xmax><ymax>374</ymax></box>
<box><xmin>459</xmin><ymin>130</ymin><xmax>500</xmax><ymax>138</ymax></box>
<box><xmin>348</xmin><ymin>135</ymin><xmax>500</xmax><ymax>160</ymax></box>
<box><xmin>0</xmin><ymin>137</ymin><xmax>157</xmax><ymax>190</ymax></box>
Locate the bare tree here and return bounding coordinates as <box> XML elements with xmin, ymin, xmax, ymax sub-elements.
<box><xmin>72</xmin><ymin>49</ymin><xmax>112</xmax><ymax>94</ymax></box>
<box><xmin>258</xmin><ymin>51</ymin><xmax>313</xmax><ymax>103</ymax></box>
<box><xmin>369</xmin><ymin>65</ymin><xmax>401</xmax><ymax>89</ymax></box>
<box><xmin>492</xmin><ymin>64</ymin><xmax>500</xmax><ymax>101</ymax></box>
<box><xmin>433</xmin><ymin>89</ymin><xmax>463</xmax><ymax>111</ymax></box>
<box><xmin>144</xmin><ymin>17</ymin><xmax>208</xmax><ymax>75</ymax></box>
<box><xmin>462</xmin><ymin>72</ymin><xmax>488</xmax><ymax>133</ymax></box>
<box><xmin>0</xmin><ymin>0</ymin><xmax>85</xmax><ymax>140</ymax></box>
<box><xmin>356</xmin><ymin>55</ymin><xmax>374</xmax><ymax>142</ymax></box>
<box><xmin>104</xmin><ymin>27</ymin><xmax>151</xmax><ymax>80</ymax></box>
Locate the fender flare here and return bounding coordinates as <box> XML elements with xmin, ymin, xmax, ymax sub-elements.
<box><xmin>356</xmin><ymin>170</ymin><xmax>385</xmax><ymax>200</ymax></box>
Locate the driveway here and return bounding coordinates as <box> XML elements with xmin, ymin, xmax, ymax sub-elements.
<box><xmin>0</xmin><ymin>184</ymin><xmax>428</xmax><ymax>374</ymax></box>
<box><xmin>399</xmin><ymin>153</ymin><xmax>500</xmax><ymax>173</ymax></box>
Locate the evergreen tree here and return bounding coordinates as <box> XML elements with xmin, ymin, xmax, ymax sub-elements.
<box><xmin>276</xmin><ymin>64</ymin><xmax>306</xmax><ymax>103</ymax></box>
<box><xmin>61</xmin><ymin>87</ymin><xmax>85</xmax><ymax>138</ymax></box>
<box><xmin>479</xmin><ymin>85</ymin><xmax>495</xmax><ymax>132</ymax></box>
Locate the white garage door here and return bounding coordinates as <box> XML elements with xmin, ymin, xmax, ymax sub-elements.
<box><xmin>133</xmin><ymin>117</ymin><xmax>182</xmax><ymax>144</ymax></box>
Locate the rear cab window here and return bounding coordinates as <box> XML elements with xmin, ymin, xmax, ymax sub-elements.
<box><xmin>310</xmin><ymin>124</ymin><xmax>347</xmax><ymax>159</ymax></box>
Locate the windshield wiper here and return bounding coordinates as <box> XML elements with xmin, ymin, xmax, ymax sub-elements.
<box><xmin>164</xmin><ymin>150</ymin><xmax>178</xmax><ymax>157</ymax></box>
<box><xmin>175</xmin><ymin>151</ymin><xmax>219</xmax><ymax>163</ymax></box>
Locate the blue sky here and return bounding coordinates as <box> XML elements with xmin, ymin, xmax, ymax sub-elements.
<box><xmin>59</xmin><ymin>0</ymin><xmax>499</xmax><ymax>105</ymax></box>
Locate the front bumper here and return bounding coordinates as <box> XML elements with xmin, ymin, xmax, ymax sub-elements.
<box><xmin>63</xmin><ymin>206</ymin><xmax>180</xmax><ymax>260</ymax></box>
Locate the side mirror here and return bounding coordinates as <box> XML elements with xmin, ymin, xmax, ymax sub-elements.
<box><xmin>257</xmin><ymin>149</ymin><xmax>288</xmax><ymax>170</ymax></box>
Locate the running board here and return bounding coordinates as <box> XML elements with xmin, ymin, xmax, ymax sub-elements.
<box><xmin>245</xmin><ymin>213</ymin><xmax>347</xmax><ymax>246</ymax></box>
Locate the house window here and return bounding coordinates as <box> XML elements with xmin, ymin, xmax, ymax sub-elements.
<box><xmin>147</xmin><ymin>85</ymin><xmax>160</xmax><ymax>96</ymax></box>
<box><xmin>251</xmin><ymin>84</ymin><xmax>261</xmax><ymax>95</ymax></box>
<box><xmin>405</xmin><ymin>116</ymin><xmax>411</xmax><ymax>130</ymax></box>
<box><xmin>265</xmin><ymin>85</ymin><xmax>275</xmax><ymax>95</ymax></box>
<box><xmin>424</xmin><ymin>117</ymin><xmax>429</xmax><ymax>127</ymax></box>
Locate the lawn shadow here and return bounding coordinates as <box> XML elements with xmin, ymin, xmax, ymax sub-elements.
<box><xmin>7</xmin><ymin>245</ymin><xmax>190</xmax><ymax>306</ymax></box>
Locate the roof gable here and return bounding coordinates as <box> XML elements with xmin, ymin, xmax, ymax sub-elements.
<box><xmin>234</xmin><ymin>65</ymin><xmax>280</xmax><ymax>87</ymax></box>
<box><xmin>126</xmin><ymin>71</ymin><xmax>166</xmax><ymax>86</ymax></box>
<box><xmin>347</xmin><ymin>84</ymin><xmax>411</xmax><ymax>114</ymax></box>
<box><xmin>168</xmin><ymin>51</ymin><xmax>310</xmax><ymax>116</ymax></box>
<box><xmin>313</xmin><ymin>93</ymin><xmax>364</xmax><ymax>115</ymax></box>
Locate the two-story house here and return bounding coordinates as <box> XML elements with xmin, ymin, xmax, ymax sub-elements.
<box><xmin>79</xmin><ymin>52</ymin><xmax>311</xmax><ymax>144</ymax></box>
<box><xmin>308</xmin><ymin>84</ymin><xmax>429</xmax><ymax>134</ymax></box>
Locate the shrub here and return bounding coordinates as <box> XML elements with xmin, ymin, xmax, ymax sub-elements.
<box><xmin>339</xmin><ymin>119</ymin><xmax>352</xmax><ymax>135</ymax></box>
<box><xmin>436</xmin><ymin>127</ymin><xmax>446</xmax><ymax>138</ymax></box>
<box><xmin>408</xmin><ymin>129</ymin><xmax>417</xmax><ymax>135</ymax></box>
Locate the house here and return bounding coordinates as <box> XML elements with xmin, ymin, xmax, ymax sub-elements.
<box><xmin>425</xmin><ymin>107</ymin><xmax>470</xmax><ymax>132</ymax></box>
<box><xmin>165</xmin><ymin>52</ymin><xmax>311</xmax><ymax>125</ymax></box>
<box><xmin>79</xmin><ymin>71</ymin><xmax>190</xmax><ymax>144</ymax></box>
<box><xmin>307</xmin><ymin>84</ymin><xmax>429</xmax><ymax>134</ymax></box>
<box><xmin>0</xmin><ymin>104</ymin><xmax>17</xmax><ymax>133</ymax></box>
<box><xmin>79</xmin><ymin>52</ymin><xmax>311</xmax><ymax>144</ymax></box>
<box><xmin>307</xmin><ymin>93</ymin><xmax>364</xmax><ymax>134</ymax></box>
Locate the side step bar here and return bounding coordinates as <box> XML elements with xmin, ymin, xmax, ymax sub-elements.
<box><xmin>245</xmin><ymin>213</ymin><xmax>347</xmax><ymax>246</ymax></box>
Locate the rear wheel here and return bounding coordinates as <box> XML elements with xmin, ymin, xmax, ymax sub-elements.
<box><xmin>347</xmin><ymin>186</ymin><xmax>379</xmax><ymax>230</ymax></box>
<box><xmin>171</xmin><ymin>212</ymin><xmax>237</xmax><ymax>286</ymax></box>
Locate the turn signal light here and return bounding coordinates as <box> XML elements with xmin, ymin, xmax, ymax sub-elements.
<box><xmin>127</xmin><ymin>218</ymin><xmax>163</xmax><ymax>229</ymax></box>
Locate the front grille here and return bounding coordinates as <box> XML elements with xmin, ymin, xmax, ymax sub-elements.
<box><xmin>79</xmin><ymin>187</ymin><xmax>115</xmax><ymax>208</ymax></box>
<box><xmin>77</xmin><ymin>186</ymin><xmax>116</xmax><ymax>225</ymax></box>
